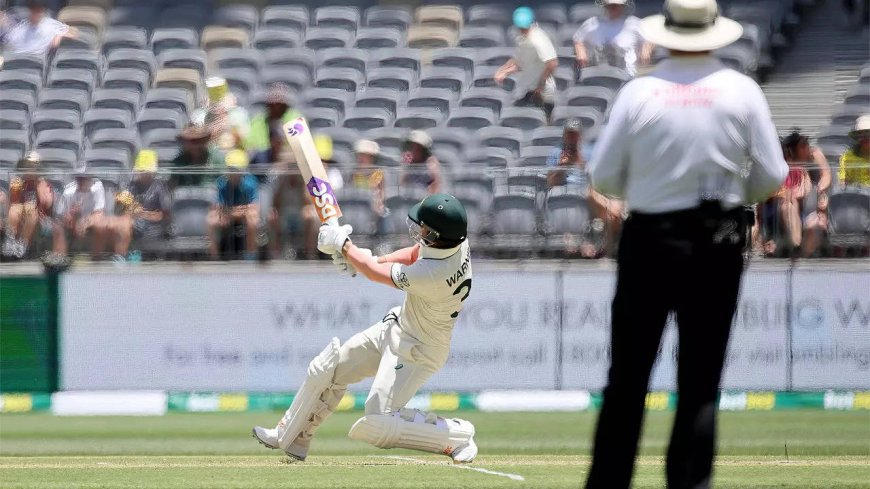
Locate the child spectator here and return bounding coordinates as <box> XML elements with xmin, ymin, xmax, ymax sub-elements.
<box><xmin>110</xmin><ymin>150</ymin><xmax>171</xmax><ymax>263</ymax></box>
<box><xmin>400</xmin><ymin>131</ymin><xmax>442</xmax><ymax>194</ymax></box>
<box><xmin>207</xmin><ymin>150</ymin><xmax>260</xmax><ymax>260</ymax></box>
<box><xmin>2</xmin><ymin>152</ymin><xmax>55</xmax><ymax>259</ymax></box>
<box><xmin>54</xmin><ymin>166</ymin><xmax>107</xmax><ymax>260</ymax></box>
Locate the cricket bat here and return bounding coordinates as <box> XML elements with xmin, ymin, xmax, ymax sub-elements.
<box><xmin>283</xmin><ymin>116</ymin><xmax>342</xmax><ymax>226</ymax></box>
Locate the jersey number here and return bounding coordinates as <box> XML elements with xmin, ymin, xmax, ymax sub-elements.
<box><xmin>450</xmin><ymin>279</ymin><xmax>472</xmax><ymax>318</ymax></box>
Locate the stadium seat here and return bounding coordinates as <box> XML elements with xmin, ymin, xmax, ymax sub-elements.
<box><xmin>476</xmin><ymin>126</ymin><xmax>525</xmax><ymax>156</ymax></box>
<box><xmin>263</xmin><ymin>48</ymin><xmax>316</xmax><ymax>78</ymax></box>
<box><xmin>36</xmin><ymin>129</ymin><xmax>83</xmax><ymax>155</ymax></box>
<box><xmin>39</xmin><ymin>88</ymin><xmax>90</xmax><ymax>116</ymax></box>
<box><xmin>305</xmin><ymin>27</ymin><xmax>354</xmax><ymax>50</ymax></box>
<box><xmin>569</xmin><ymin>3</ymin><xmax>600</xmax><ymax>25</ymax></box>
<box><xmin>370</xmin><ymin>48</ymin><xmax>421</xmax><ymax>73</ymax></box>
<box><xmin>420</xmin><ymin>67</ymin><xmax>467</xmax><ymax>93</ymax></box>
<box><xmin>254</xmin><ymin>29</ymin><xmax>302</xmax><ymax>50</ymax></box>
<box><xmin>0</xmin><ymin>130</ymin><xmax>29</xmax><ymax>155</ymax></box>
<box><xmin>354</xmin><ymin>27</ymin><xmax>403</xmax><ymax>49</ymax></box>
<box><xmin>109</xmin><ymin>5</ymin><xmax>155</xmax><ymax>31</ymax></box>
<box><xmin>355</xmin><ymin>88</ymin><xmax>404</xmax><ymax>117</ymax></box>
<box><xmin>59</xmin><ymin>29</ymin><xmax>99</xmax><ymax>50</ymax></box>
<box><xmin>150</xmin><ymin>28</ymin><xmax>199</xmax><ymax>55</ymax></box>
<box><xmin>32</xmin><ymin>109</ymin><xmax>80</xmax><ymax>135</ymax></box>
<box><xmin>36</xmin><ymin>148</ymin><xmax>78</xmax><ymax>171</ymax></box>
<box><xmin>212</xmin><ymin>4</ymin><xmax>259</xmax><ymax>34</ymax></box>
<box><xmin>261</xmin><ymin>66</ymin><xmax>310</xmax><ymax>92</ymax></box>
<box><xmin>816</xmin><ymin>125</ymin><xmax>854</xmax><ymax>148</ymax></box>
<box><xmin>304</xmin><ymin>88</ymin><xmax>356</xmax><ymax>118</ymax></box>
<box><xmin>48</xmin><ymin>68</ymin><xmax>96</xmax><ymax>95</ymax></box>
<box><xmin>145</xmin><ymin>88</ymin><xmax>194</xmax><ymax>118</ymax></box>
<box><xmin>170</xmin><ymin>186</ymin><xmax>216</xmax><ymax>254</ymax></box>
<box><xmin>137</xmin><ymin>108</ymin><xmax>186</xmax><ymax>134</ymax></box>
<box><xmin>364</xmin><ymin>5</ymin><xmax>412</xmax><ymax>30</ymax></box>
<box><xmin>83</xmin><ymin>147</ymin><xmax>132</xmax><ymax>172</ymax></box>
<box><xmin>500</xmin><ymin>107</ymin><xmax>547</xmax><ymax>131</ymax></box>
<box><xmin>319</xmin><ymin>48</ymin><xmax>368</xmax><ymax>74</ymax></box>
<box><xmin>551</xmin><ymin>106</ymin><xmax>602</xmax><ymax>129</ymax></box>
<box><xmin>1</xmin><ymin>53</ymin><xmax>46</xmax><ymax>76</ymax></box>
<box><xmin>406</xmin><ymin>87</ymin><xmax>455</xmax><ymax>116</ymax></box>
<box><xmin>844</xmin><ymin>85</ymin><xmax>870</xmax><ymax>106</ymax></box>
<box><xmin>552</xmin><ymin>66</ymin><xmax>574</xmax><ymax>91</ymax></box>
<box><xmin>428</xmin><ymin>127</ymin><xmax>470</xmax><ymax>155</ymax></box>
<box><xmin>212</xmin><ymin>48</ymin><xmax>264</xmax><ymax>74</ymax></box>
<box><xmin>472</xmin><ymin>65</ymin><xmax>515</xmax><ymax>91</ymax></box>
<box><xmin>0</xmin><ymin>110</ymin><xmax>29</xmax><ymax>132</ymax></box>
<box><xmin>158</xmin><ymin>49</ymin><xmax>208</xmax><ymax>78</ymax></box>
<box><xmin>415</xmin><ymin>5</ymin><xmax>463</xmax><ymax>31</ymax></box>
<box><xmin>343</xmin><ymin>107</ymin><xmax>393</xmax><ymax>131</ymax></box>
<box><xmin>394</xmin><ymin>107</ymin><xmax>443</xmax><ymax>130</ymax></box>
<box><xmin>536</xmin><ymin>4</ymin><xmax>568</xmax><ymax>30</ymax></box>
<box><xmin>261</xmin><ymin>5</ymin><xmax>309</xmax><ymax>32</ymax></box>
<box><xmin>141</xmin><ymin>128</ymin><xmax>181</xmax><ymax>149</ymax></box>
<box><xmin>337</xmin><ymin>189</ymin><xmax>379</xmax><ymax>241</ymax></box>
<box><xmin>0</xmin><ymin>90</ymin><xmax>36</xmax><ymax>114</ymax></box>
<box><xmin>448</xmin><ymin>107</ymin><xmax>496</xmax><ymax>131</ymax></box>
<box><xmin>305</xmin><ymin>107</ymin><xmax>342</xmax><ymax>130</ymax></box>
<box><xmin>433</xmin><ymin>146</ymin><xmax>461</xmax><ymax>169</ymax></box>
<box><xmin>314</xmin><ymin>6</ymin><xmax>360</xmax><ymax>31</ymax></box>
<box><xmin>201</xmin><ymin>26</ymin><xmax>249</xmax><ymax>51</ymax></box>
<box><xmin>366</xmin><ymin>67</ymin><xmax>417</xmax><ymax>92</ymax></box>
<box><xmin>580</xmin><ymin>66</ymin><xmax>631</xmax><ymax>91</ymax></box>
<box><xmin>543</xmin><ymin>186</ymin><xmax>592</xmax><ymax>249</ymax></box>
<box><xmin>407</xmin><ymin>25</ymin><xmax>456</xmax><ymax>49</ymax></box>
<box><xmin>103</xmin><ymin>68</ymin><xmax>149</xmax><ymax>94</ymax></box>
<box><xmin>317</xmin><ymin>127</ymin><xmax>359</xmax><ymax>155</ymax></box>
<box><xmin>107</xmin><ymin>49</ymin><xmax>156</xmax><ymax>82</ymax></box>
<box><xmin>489</xmin><ymin>191</ymin><xmax>540</xmax><ymax>249</ymax></box>
<box><xmin>0</xmin><ymin>71</ymin><xmax>42</xmax><ymax>95</ymax></box>
<box><xmin>58</xmin><ymin>5</ymin><xmax>106</xmax><ymax>36</ymax></box>
<box><xmin>530</xmin><ymin>126</ymin><xmax>564</xmax><ymax>148</ymax></box>
<box><xmin>102</xmin><ymin>26</ymin><xmax>147</xmax><ymax>55</ymax></box>
<box><xmin>364</xmin><ymin>127</ymin><xmax>407</xmax><ymax>153</ymax></box>
<box><xmin>315</xmin><ymin>67</ymin><xmax>364</xmax><ymax>92</ymax></box>
<box><xmin>154</xmin><ymin>68</ymin><xmax>203</xmax><ymax>99</ymax></box>
<box><xmin>828</xmin><ymin>191</ymin><xmax>870</xmax><ymax>250</ymax></box>
<box><xmin>459</xmin><ymin>26</ymin><xmax>505</xmax><ymax>48</ymax></box>
<box><xmin>83</xmin><ymin>108</ymin><xmax>131</xmax><ymax>137</ymax></box>
<box><xmin>460</xmin><ymin>87</ymin><xmax>507</xmax><ymax>116</ymax></box>
<box><xmin>831</xmin><ymin>104</ymin><xmax>866</xmax><ymax>127</ymax></box>
<box><xmin>92</xmin><ymin>88</ymin><xmax>140</xmax><ymax>118</ymax></box>
<box><xmin>562</xmin><ymin>86</ymin><xmax>614</xmax><ymax>113</ymax></box>
<box><xmin>218</xmin><ymin>68</ymin><xmax>258</xmax><ymax>100</ymax></box>
<box><xmin>466</xmin><ymin>4</ymin><xmax>511</xmax><ymax>27</ymax></box>
<box><xmin>431</xmin><ymin>47</ymin><xmax>475</xmax><ymax>74</ymax></box>
<box><xmin>465</xmin><ymin>146</ymin><xmax>514</xmax><ymax>168</ymax></box>
<box><xmin>89</xmin><ymin>128</ymin><xmax>139</xmax><ymax>156</ymax></box>
<box><xmin>158</xmin><ymin>4</ymin><xmax>209</xmax><ymax>31</ymax></box>
<box><xmin>0</xmin><ymin>148</ymin><xmax>23</xmax><ymax>168</ymax></box>
<box><xmin>518</xmin><ymin>145</ymin><xmax>553</xmax><ymax>167</ymax></box>
<box><xmin>556</xmin><ymin>46</ymin><xmax>576</xmax><ymax>70</ymax></box>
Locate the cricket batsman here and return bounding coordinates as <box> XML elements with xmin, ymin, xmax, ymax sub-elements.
<box><xmin>253</xmin><ymin>193</ymin><xmax>477</xmax><ymax>463</ymax></box>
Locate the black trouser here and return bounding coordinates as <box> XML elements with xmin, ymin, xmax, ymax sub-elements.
<box><xmin>515</xmin><ymin>91</ymin><xmax>554</xmax><ymax>121</ymax></box>
<box><xmin>585</xmin><ymin>205</ymin><xmax>746</xmax><ymax>489</ymax></box>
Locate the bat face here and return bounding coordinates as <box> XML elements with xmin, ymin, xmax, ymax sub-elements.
<box><xmin>284</xmin><ymin>117</ymin><xmax>342</xmax><ymax>224</ymax></box>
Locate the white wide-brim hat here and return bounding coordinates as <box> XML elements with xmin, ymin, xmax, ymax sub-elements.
<box><xmin>600</xmin><ymin>0</ymin><xmax>629</xmax><ymax>5</ymax></box>
<box><xmin>640</xmin><ymin>0</ymin><xmax>743</xmax><ymax>52</ymax></box>
<box><xmin>849</xmin><ymin>115</ymin><xmax>870</xmax><ymax>140</ymax></box>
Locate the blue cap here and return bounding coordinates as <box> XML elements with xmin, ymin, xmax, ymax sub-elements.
<box><xmin>513</xmin><ymin>6</ymin><xmax>534</xmax><ymax>29</ymax></box>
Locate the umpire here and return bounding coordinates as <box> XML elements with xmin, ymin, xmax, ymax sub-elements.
<box><xmin>584</xmin><ymin>1</ymin><xmax>788</xmax><ymax>488</ymax></box>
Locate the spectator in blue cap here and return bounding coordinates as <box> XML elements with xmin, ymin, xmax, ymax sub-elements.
<box><xmin>495</xmin><ymin>7</ymin><xmax>558</xmax><ymax>120</ymax></box>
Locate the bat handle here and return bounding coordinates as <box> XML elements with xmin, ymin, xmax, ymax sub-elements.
<box><xmin>324</xmin><ymin>217</ymin><xmax>340</xmax><ymax>227</ymax></box>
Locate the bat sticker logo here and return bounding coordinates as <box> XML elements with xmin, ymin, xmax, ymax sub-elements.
<box><xmin>286</xmin><ymin>121</ymin><xmax>305</xmax><ymax>137</ymax></box>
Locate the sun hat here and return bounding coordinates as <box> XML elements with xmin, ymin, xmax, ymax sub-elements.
<box><xmin>849</xmin><ymin>115</ymin><xmax>870</xmax><ymax>140</ymax></box>
<box><xmin>134</xmin><ymin>149</ymin><xmax>158</xmax><ymax>172</ymax></box>
<box><xmin>178</xmin><ymin>124</ymin><xmax>212</xmax><ymax>142</ymax></box>
<box><xmin>639</xmin><ymin>0</ymin><xmax>742</xmax><ymax>52</ymax></box>
<box><xmin>513</xmin><ymin>7</ymin><xmax>535</xmax><ymax>29</ymax></box>
<box><xmin>354</xmin><ymin>139</ymin><xmax>380</xmax><ymax>156</ymax></box>
<box><xmin>314</xmin><ymin>134</ymin><xmax>334</xmax><ymax>161</ymax></box>
<box><xmin>206</xmin><ymin>77</ymin><xmax>229</xmax><ymax>104</ymax></box>
<box><xmin>225</xmin><ymin>149</ymin><xmax>249</xmax><ymax>170</ymax></box>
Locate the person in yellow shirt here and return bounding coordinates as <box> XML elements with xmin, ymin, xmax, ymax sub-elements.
<box><xmin>838</xmin><ymin>115</ymin><xmax>870</xmax><ymax>187</ymax></box>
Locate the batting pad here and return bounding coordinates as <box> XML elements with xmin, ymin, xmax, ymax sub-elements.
<box><xmin>277</xmin><ymin>337</ymin><xmax>343</xmax><ymax>450</ymax></box>
<box><xmin>348</xmin><ymin>408</ymin><xmax>475</xmax><ymax>456</ymax></box>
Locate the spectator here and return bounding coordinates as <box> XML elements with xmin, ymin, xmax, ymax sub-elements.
<box><xmin>573</xmin><ymin>0</ymin><xmax>653</xmax><ymax>77</ymax></box>
<box><xmin>839</xmin><ymin>115</ymin><xmax>870</xmax><ymax>186</ymax></box>
<box><xmin>2</xmin><ymin>152</ymin><xmax>55</xmax><ymax>259</ymax></box>
<box><xmin>110</xmin><ymin>150</ymin><xmax>171</xmax><ymax>263</ymax></box>
<box><xmin>207</xmin><ymin>150</ymin><xmax>259</xmax><ymax>260</ymax></box>
<box><xmin>351</xmin><ymin>139</ymin><xmax>388</xmax><ymax>235</ymax></box>
<box><xmin>246</xmin><ymin>83</ymin><xmax>300</xmax><ymax>153</ymax></box>
<box><xmin>495</xmin><ymin>7</ymin><xmax>558</xmax><ymax>120</ymax></box>
<box><xmin>400</xmin><ymin>130</ymin><xmax>442</xmax><ymax>194</ymax></box>
<box><xmin>249</xmin><ymin>123</ymin><xmax>286</xmax><ymax>182</ymax></box>
<box><xmin>0</xmin><ymin>0</ymin><xmax>77</xmax><ymax>55</ymax></box>
<box><xmin>170</xmin><ymin>124</ymin><xmax>225</xmax><ymax>188</ymax></box>
<box><xmin>546</xmin><ymin>119</ymin><xmax>622</xmax><ymax>257</ymax></box>
<box><xmin>54</xmin><ymin>166</ymin><xmax>107</xmax><ymax>259</ymax></box>
<box><xmin>193</xmin><ymin>77</ymin><xmax>250</xmax><ymax>152</ymax></box>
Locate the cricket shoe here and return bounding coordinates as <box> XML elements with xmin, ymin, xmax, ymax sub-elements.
<box><xmin>252</xmin><ymin>427</ymin><xmax>306</xmax><ymax>462</ymax></box>
<box><xmin>450</xmin><ymin>436</ymin><xmax>478</xmax><ymax>464</ymax></box>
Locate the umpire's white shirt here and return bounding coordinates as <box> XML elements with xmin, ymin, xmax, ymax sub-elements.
<box><xmin>589</xmin><ymin>55</ymin><xmax>788</xmax><ymax>213</ymax></box>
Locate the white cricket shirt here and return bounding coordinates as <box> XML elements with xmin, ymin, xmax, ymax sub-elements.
<box><xmin>588</xmin><ymin>55</ymin><xmax>788</xmax><ymax>213</ymax></box>
<box><xmin>513</xmin><ymin>26</ymin><xmax>558</xmax><ymax>103</ymax></box>
<box><xmin>56</xmin><ymin>179</ymin><xmax>106</xmax><ymax>217</ymax></box>
<box><xmin>3</xmin><ymin>17</ymin><xmax>68</xmax><ymax>55</ymax></box>
<box><xmin>390</xmin><ymin>240</ymin><xmax>472</xmax><ymax>347</ymax></box>
<box><xmin>573</xmin><ymin>15</ymin><xmax>645</xmax><ymax>76</ymax></box>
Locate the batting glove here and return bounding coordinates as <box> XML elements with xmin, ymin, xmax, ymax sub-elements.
<box><xmin>317</xmin><ymin>223</ymin><xmax>353</xmax><ymax>255</ymax></box>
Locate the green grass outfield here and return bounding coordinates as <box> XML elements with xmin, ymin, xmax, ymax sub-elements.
<box><xmin>1</xmin><ymin>411</ymin><xmax>868</xmax><ymax>488</ymax></box>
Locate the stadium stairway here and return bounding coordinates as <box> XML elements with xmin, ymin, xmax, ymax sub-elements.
<box><xmin>762</xmin><ymin>0</ymin><xmax>870</xmax><ymax>139</ymax></box>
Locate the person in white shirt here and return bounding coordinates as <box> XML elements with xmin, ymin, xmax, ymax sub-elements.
<box><xmin>574</xmin><ymin>0</ymin><xmax>653</xmax><ymax>77</ymax></box>
<box><xmin>495</xmin><ymin>6</ymin><xmax>558</xmax><ymax>119</ymax></box>
<box><xmin>252</xmin><ymin>194</ymin><xmax>478</xmax><ymax>464</ymax></box>
<box><xmin>53</xmin><ymin>167</ymin><xmax>108</xmax><ymax>259</ymax></box>
<box><xmin>584</xmin><ymin>1</ymin><xmax>787</xmax><ymax>488</ymax></box>
<box><xmin>0</xmin><ymin>0</ymin><xmax>77</xmax><ymax>56</ymax></box>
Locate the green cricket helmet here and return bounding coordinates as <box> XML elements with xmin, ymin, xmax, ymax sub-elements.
<box><xmin>407</xmin><ymin>193</ymin><xmax>468</xmax><ymax>247</ymax></box>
